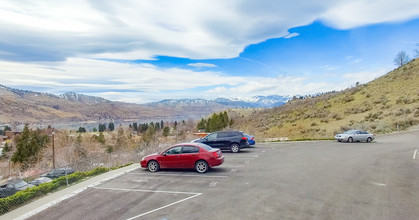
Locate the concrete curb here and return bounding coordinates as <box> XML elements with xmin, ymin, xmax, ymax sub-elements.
<box><xmin>0</xmin><ymin>163</ymin><xmax>141</xmax><ymax>220</ymax></box>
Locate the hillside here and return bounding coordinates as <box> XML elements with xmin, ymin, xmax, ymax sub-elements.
<box><xmin>0</xmin><ymin>85</ymin><xmax>288</xmax><ymax>125</ymax></box>
<box><xmin>232</xmin><ymin>59</ymin><xmax>419</xmax><ymax>140</ymax></box>
<box><xmin>0</xmin><ymin>86</ymin><xmax>219</xmax><ymax>124</ymax></box>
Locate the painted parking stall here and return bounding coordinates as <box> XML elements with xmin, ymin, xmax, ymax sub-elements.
<box><xmin>27</xmin><ymin>146</ymin><xmax>264</xmax><ymax>220</ymax></box>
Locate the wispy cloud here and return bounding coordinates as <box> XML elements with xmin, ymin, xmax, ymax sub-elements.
<box><xmin>187</xmin><ymin>63</ymin><xmax>217</xmax><ymax>68</ymax></box>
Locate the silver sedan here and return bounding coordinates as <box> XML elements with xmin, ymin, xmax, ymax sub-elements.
<box><xmin>335</xmin><ymin>130</ymin><xmax>374</xmax><ymax>143</ymax></box>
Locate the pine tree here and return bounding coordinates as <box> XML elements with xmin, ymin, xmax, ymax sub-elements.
<box><xmin>97</xmin><ymin>132</ymin><xmax>106</xmax><ymax>145</ymax></box>
<box><xmin>11</xmin><ymin>125</ymin><xmax>49</xmax><ymax>169</ymax></box>
<box><xmin>108</xmin><ymin>122</ymin><xmax>114</xmax><ymax>131</ymax></box>
<box><xmin>163</xmin><ymin>127</ymin><xmax>170</xmax><ymax>137</ymax></box>
<box><xmin>197</xmin><ymin>118</ymin><xmax>206</xmax><ymax>130</ymax></box>
<box><xmin>223</xmin><ymin>111</ymin><xmax>229</xmax><ymax>127</ymax></box>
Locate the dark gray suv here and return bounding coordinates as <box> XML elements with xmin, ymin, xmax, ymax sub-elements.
<box><xmin>193</xmin><ymin>130</ymin><xmax>249</xmax><ymax>153</ymax></box>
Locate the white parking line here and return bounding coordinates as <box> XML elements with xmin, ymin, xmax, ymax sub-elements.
<box><xmin>92</xmin><ymin>186</ymin><xmax>203</xmax><ymax>219</ymax></box>
<box><xmin>125</xmin><ymin>193</ymin><xmax>201</xmax><ymax>220</ymax></box>
<box><xmin>128</xmin><ymin>172</ymin><xmax>228</xmax><ymax>178</ymax></box>
<box><xmin>413</xmin><ymin>149</ymin><xmax>418</xmax><ymax>159</ymax></box>
<box><xmin>93</xmin><ymin>186</ymin><xmax>199</xmax><ymax>195</ymax></box>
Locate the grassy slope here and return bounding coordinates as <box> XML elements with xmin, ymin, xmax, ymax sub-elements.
<box><xmin>232</xmin><ymin>59</ymin><xmax>419</xmax><ymax>140</ymax></box>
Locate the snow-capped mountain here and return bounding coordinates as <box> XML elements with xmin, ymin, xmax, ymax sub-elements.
<box><xmin>215</xmin><ymin>95</ymin><xmax>290</xmax><ymax>108</ymax></box>
<box><xmin>59</xmin><ymin>92</ymin><xmax>110</xmax><ymax>104</ymax></box>
<box><xmin>151</xmin><ymin>95</ymin><xmax>290</xmax><ymax>108</ymax></box>
<box><xmin>147</xmin><ymin>98</ymin><xmax>215</xmax><ymax>106</ymax></box>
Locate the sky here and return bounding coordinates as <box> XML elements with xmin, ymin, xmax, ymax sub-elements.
<box><xmin>0</xmin><ymin>0</ymin><xmax>418</xmax><ymax>104</ymax></box>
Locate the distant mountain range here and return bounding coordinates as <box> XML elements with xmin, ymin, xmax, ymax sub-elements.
<box><xmin>59</xmin><ymin>92</ymin><xmax>110</xmax><ymax>104</ymax></box>
<box><xmin>0</xmin><ymin>84</ymin><xmax>290</xmax><ymax>124</ymax></box>
<box><xmin>147</xmin><ymin>95</ymin><xmax>289</xmax><ymax>108</ymax></box>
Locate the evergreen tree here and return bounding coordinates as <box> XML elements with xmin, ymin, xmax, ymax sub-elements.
<box><xmin>108</xmin><ymin>122</ymin><xmax>115</xmax><ymax>131</ymax></box>
<box><xmin>155</xmin><ymin>122</ymin><xmax>160</xmax><ymax>130</ymax></box>
<box><xmin>163</xmin><ymin>126</ymin><xmax>170</xmax><ymax>137</ymax></box>
<box><xmin>208</xmin><ymin>113</ymin><xmax>223</xmax><ymax>132</ymax></box>
<box><xmin>3</xmin><ymin>142</ymin><xmax>10</xmax><ymax>152</ymax></box>
<box><xmin>197</xmin><ymin>118</ymin><xmax>206</xmax><ymax>130</ymax></box>
<box><xmin>11</xmin><ymin>125</ymin><xmax>49</xmax><ymax>169</ymax></box>
<box><xmin>161</xmin><ymin>120</ymin><xmax>164</xmax><ymax>129</ymax></box>
<box><xmin>98</xmin><ymin>124</ymin><xmax>107</xmax><ymax>132</ymax></box>
<box><xmin>97</xmin><ymin>132</ymin><xmax>106</xmax><ymax>145</ymax></box>
<box><xmin>223</xmin><ymin>111</ymin><xmax>229</xmax><ymax>127</ymax></box>
<box><xmin>206</xmin><ymin>118</ymin><xmax>211</xmax><ymax>132</ymax></box>
<box><xmin>133</xmin><ymin>123</ymin><xmax>138</xmax><ymax>131</ymax></box>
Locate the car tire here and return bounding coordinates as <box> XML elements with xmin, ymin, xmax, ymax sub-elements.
<box><xmin>347</xmin><ymin>137</ymin><xmax>353</xmax><ymax>143</ymax></box>
<box><xmin>147</xmin><ymin>160</ymin><xmax>160</xmax><ymax>172</ymax></box>
<box><xmin>230</xmin><ymin>143</ymin><xmax>240</xmax><ymax>153</ymax></box>
<box><xmin>195</xmin><ymin>160</ymin><xmax>208</xmax><ymax>173</ymax></box>
<box><xmin>366</xmin><ymin>137</ymin><xmax>372</xmax><ymax>143</ymax></box>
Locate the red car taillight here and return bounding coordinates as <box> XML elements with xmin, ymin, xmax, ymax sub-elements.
<box><xmin>213</xmin><ymin>151</ymin><xmax>221</xmax><ymax>158</ymax></box>
<box><xmin>242</xmin><ymin>137</ymin><xmax>247</xmax><ymax>140</ymax></box>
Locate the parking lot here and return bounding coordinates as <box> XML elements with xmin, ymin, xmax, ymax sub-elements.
<box><xmin>18</xmin><ymin>130</ymin><xmax>419</xmax><ymax>219</ymax></box>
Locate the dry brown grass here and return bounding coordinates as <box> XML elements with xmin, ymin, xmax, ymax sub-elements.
<box><xmin>231</xmin><ymin>59</ymin><xmax>419</xmax><ymax>141</ymax></box>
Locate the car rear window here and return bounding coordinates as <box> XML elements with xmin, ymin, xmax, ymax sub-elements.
<box><xmin>195</xmin><ymin>143</ymin><xmax>214</xmax><ymax>151</ymax></box>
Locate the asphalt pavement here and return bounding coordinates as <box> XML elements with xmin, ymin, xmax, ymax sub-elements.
<box><xmin>2</xmin><ymin>129</ymin><xmax>418</xmax><ymax>220</ymax></box>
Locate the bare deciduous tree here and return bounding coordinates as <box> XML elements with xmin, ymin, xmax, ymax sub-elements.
<box><xmin>414</xmin><ymin>43</ymin><xmax>419</xmax><ymax>58</ymax></box>
<box><xmin>393</xmin><ymin>51</ymin><xmax>411</xmax><ymax>67</ymax></box>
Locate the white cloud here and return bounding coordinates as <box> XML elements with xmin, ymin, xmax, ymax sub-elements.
<box><xmin>0</xmin><ymin>58</ymin><xmax>245</xmax><ymax>102</ymax></box>
<box><xmin>284</xmin><ymin>33</ymin><xmax>300</xmax><ymax>39</ymax></box>
<box><xmin>0</xmin><ymin>58</ymin><xmax>391</xmax><ymax>103</ymax></box>
<box><xmin>1</xmin><ymin>1</ymin><xmax>417</xmax><ymax>61</ymax></box>
<box><xmin>321</xmin><ymin>0</ymin><xmax>419</xmax><ymax>29</ymax></box>
<box><xmin>187</xmin><ymin>63</ymin><xmax>217</xmax><ymax>68</ymax></box>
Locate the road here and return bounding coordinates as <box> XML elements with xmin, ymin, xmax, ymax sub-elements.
<box><xmin>28</xmin><ymin>130</ymin><xmax>419</xmax><ymax>220</ymax></box>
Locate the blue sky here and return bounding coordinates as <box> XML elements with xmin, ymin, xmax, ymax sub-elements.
<box><xmin>0</xmin><ymin>1</ymin><xmax>418</xmax><ymax>103</ymax></box>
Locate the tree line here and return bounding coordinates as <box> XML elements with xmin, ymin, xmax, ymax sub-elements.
<box><xmin>197</xmin><ymin>111</ymin><xmax>233</xmax><ymax>132</ymax></box>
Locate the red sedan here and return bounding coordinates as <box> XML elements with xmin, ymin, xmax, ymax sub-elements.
<box><xmin>140</xmin><ymin>143</ymin><xmax>224</xmax><ymax>173</ymax></box>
